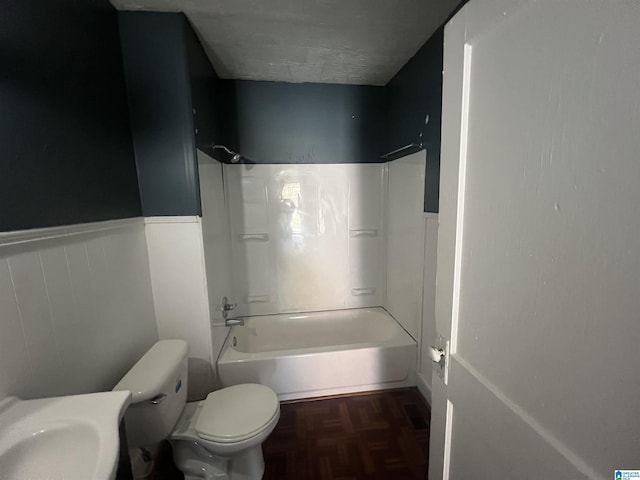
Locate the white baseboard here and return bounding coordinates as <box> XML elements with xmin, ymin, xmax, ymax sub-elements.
<box><xmin>416</xmin><ymin>371</ymin><xmax>432</xmax><ymax>405</ymax></box>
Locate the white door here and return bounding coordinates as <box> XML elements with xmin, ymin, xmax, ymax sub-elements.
<box><xmin>429</xmin><ymin>1</ymin><xmax>640</xmax><ymax>479</ymax></box>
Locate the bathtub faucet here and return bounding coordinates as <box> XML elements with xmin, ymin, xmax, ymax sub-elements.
<box><xmin>225</xmin><ymin>317</ymin><xmax>244</xmax><ymax>327</ymax></box>
<box><xmin>210</xmin><ymin>316</ymin><xmax>244</xmax><ymax>328</ymax></box>
<box><xmin>210</xmin><ymin>296</ymin><xmax>244</xmax><ymax>327</ymax></box>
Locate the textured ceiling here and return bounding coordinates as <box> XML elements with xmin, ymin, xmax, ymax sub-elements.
<box><xmin>111</xmin><ymin>0</ymin><xmax>460</xmax><ymax>85</ymax></box>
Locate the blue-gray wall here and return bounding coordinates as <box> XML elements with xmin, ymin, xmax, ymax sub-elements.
<box><xmin>215</xmin><ymin>31</ymin><xmax>444</xmax><ymax>213</ymax></box>
<box><xmin>218</xmin><ymin>80</ymin><xmax>386</xmax><ymax>164</ymax></box>
<box><xmin>386</xmin><ymin>27</ymin><xmax>444</xmax><ymax>213</ymax></box>
<box><xmin>116</xmin><ymin>13</ymin><xmax>445</xmax><ymax>216</ymax></box>
<box><xmin>1</xmin><ymin>0</ymin><xmax>141</xmax><ymax>231</ymax></box>
<box><xmin>2</xmin><ymin>4</ymin><xmax>451</xmax><ymax>227</ymax></box>
<box><xmin>185</xmin><ymin>25</ymin><xmax>231</xmax><ymax>157</ymax></box>
<box><xmin>119</xmin><ymin>12</ymin><xmax>204</xmax><ymax>217</ymax></box>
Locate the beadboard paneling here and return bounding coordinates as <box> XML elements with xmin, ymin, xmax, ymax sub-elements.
<box><xmin>0</xmin><ymin>219</ymin><xmax>158</xmax><ymax>399</ymax></box>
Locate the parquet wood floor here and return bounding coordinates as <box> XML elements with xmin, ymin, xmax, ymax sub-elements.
<box><xmin>148</xmin><ymin>388</ymin><xmax>430</xmax><ymax>480</ymax></box>
<box><xmin>263</xmin><ymin>388</ymin><xmax>430</xmax><ymax>480</ymax></box>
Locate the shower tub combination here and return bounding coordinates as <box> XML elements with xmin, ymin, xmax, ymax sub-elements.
<box><xmin>217</xmin><ymin>307</ymin><xmax>417</xmax><ymax>401</ymax></box>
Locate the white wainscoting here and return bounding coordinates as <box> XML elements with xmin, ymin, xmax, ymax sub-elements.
<box><xmin>386</xmin><ymin>150</ymin><xmax>427</xmax><ymax>340</ymax></box>
<box><xmin>144</xmin><ymin>216</ymin><xmax>213</xmax><ymax>400</ymax></box>
<box><xmin>224</xmin><ymin>163</ymin><xmax>387</xmax><ymax>316</ymax></box>
<box><xmin>0</xmin><ymin>218</ymin><xmax>158</xmax><ymax>400</ymax></box>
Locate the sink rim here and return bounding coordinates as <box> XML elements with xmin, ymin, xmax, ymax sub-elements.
<box><xmin>0</xmin><ymin>391</ymin><xmax>131</xmax><ymax>480</ymax></box>
<box><xmin>0</xmin><ymin>417</ymin><xmax>100</xmax><ymax>452</ymax></box>
<box><xmin>0</xmin><ymin>420</ymin><xmax>101</xmax><ymax>478</ymax></box>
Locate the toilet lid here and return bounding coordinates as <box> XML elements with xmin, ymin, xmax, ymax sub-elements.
<box><xmin>195</xmin><ymin>384</ymin><xmax>279</xmax><ymax>443</ymax></box>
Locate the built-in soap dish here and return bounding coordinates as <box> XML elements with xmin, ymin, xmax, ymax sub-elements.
<box><xmin>351</xmin><ymin>288</ymin><xmax>376</xmax><ymax>296</ymax></box>
<box><xmin>349</xmin><ymin>229</ymin><xmax>378</xmax><ymax>238</ymax></box>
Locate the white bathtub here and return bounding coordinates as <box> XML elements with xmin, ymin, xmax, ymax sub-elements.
<box><xmin>217</xmin><ymin>307</ymin><xmax>417</xmax><ymax>401</ymax></box>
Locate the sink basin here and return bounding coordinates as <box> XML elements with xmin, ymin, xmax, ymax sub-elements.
<box><xmin>0</xmin><ymin>391</ymin><xmax>131</xmax><ymax>480</ymax></box>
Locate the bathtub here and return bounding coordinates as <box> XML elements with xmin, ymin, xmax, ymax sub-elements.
<box><xmin>217</xmin><ymin>307</ymin><xmax>417</xmax><ymax>401</ymax></box>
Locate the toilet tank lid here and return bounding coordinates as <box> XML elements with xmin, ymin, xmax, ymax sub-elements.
<box><xmin>113</xmin><ymin>340</ymin><xmax>189</xmax><ymax>403</ymax></box>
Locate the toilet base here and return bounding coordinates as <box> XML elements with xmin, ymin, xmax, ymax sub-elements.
<box><xmin>228</xmin><ymin>446</ymin><xmax>265</xmax><ymax>480</ymax></box>
<box><xmin>171</xmin><ymin>439</ymin><xmax>265</xmax><ymax>480</ymax></box>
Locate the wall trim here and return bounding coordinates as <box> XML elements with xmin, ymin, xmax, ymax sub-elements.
<box><xmin>416</xmin><ymin>371</ymin><xmax>432</xmax><ymax>406</ymax></box>
<box><xmin>0</xmin><ymin>217</ymin><xmax>144</xmax><ymax>247</ymax></box>
<box><xmin>424</xmin><ymin>212</ymin><xmax>439</xmax><ymax>220</ymax></box>
<box><xmin>144</xmin><ymin>216</ymin><xmax>200</xmax><ymax>224</ymax></box>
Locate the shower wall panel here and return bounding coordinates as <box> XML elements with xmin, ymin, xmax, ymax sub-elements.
<box><xmin>224</xmin><ymin>163</ymin><xmax>387</xmax><ymax>316</ymax></box>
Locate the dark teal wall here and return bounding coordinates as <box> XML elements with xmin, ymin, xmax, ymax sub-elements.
<box><xmin>185</xmin><ymin>20</ymin><xmax>229</xmax><ymax>155</ymax></box>
<box><xmin>1</xmin><ymin>3</ymin><xmax>446</xmax><ymax>225</ymax></box>
<box><xmin>119</xmin><ymin>11</ymin><xmax>227</xmax><ymax>217</ymax></box>
<box><xmin>217</xmin><ymin>80</ymin><xmax>386</xmax><ymax>164</ymax></box>
<box><xmin>386</xmin><ymin>27</ymin><xmax>444</xmax><ymax>213</ymax></box>
<box><xmin>0</xmin><ymin>0</ymin><xmax>141</xmax><ymax>231</ymax></box>
<box><xmin>2</xmin><ymin>5</ymin><xmax>452</xmax><ymax>226</ymax></box>
<box><xmin>119</xmin><ymin>12</ymin><xmax>202</xmax><ymax>217</ymax></box>
<box><xmin>215</xmin><ymin>31</ymin><xmax>445</xmax><ymax>213</ymax></box>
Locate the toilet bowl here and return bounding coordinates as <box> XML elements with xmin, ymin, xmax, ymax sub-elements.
<box><xmin>113</xmin><ymin>340</ymin><xmax>280</xmax><ymax>480</ymax></box>
<box><xmin>170</xmin><ymin>384</ymin><xmax>280</xmax><ymax>480</ymax></box>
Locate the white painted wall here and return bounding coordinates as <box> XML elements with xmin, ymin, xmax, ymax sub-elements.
<box><xmin>386</xmin><ymin>150</ymin><xmax>426</xmax><ymax>339</ymax></box>
<box><xmin>0</xmin><ymin>219</ymin><xmax>158</xmax><ymax>400</ymax></box>
<box><xmin>144</xmin><ymin>217</ymin><xmax>213</xmax><ymax>400</ymax></box>
<box><xmin>224</xmin><ymin>163</ymin><xmax>386</xmax><ymax>316</ymax></box>
<box><xmin>197</xmin><ymin>150</ymin><xmax>233</xmax><ymax>385</ymax></box>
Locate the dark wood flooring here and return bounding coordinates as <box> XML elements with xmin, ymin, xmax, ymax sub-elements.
<box><xmin>263</xmin><ymin>388</ymin><xmax>430</xmax><ymax>480</ymax></box>
<box><xmin>148</xmin><ymin>388</ymin><xmax>430</xmax><ymax>480</ymax></box>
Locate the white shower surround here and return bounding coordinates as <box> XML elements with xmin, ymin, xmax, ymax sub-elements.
<box><xmin>224</xmin><ymin>163</ymin><xmax>388</xmax><ymax>317</ymax></box>
<box><xmin>194</xmin><ymin>156</ymin><xmax>428</xmax><ymax>400</ymax></box>
<box><xmin>217</xmin><ymin>308</ymin><xmax>416</xmax><ymax>401</ymax></box>
<box><xmin>386</xmin><ymin>151</ymin><xmax>427</xmax><ymax>340</ymax></box>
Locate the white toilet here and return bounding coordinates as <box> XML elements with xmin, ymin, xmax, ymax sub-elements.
<box><xmin>114</xmin><ymin>339</ymin><xmax>280</xmax><ymax>480</ymax></box>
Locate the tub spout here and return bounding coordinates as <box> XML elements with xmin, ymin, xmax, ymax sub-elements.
<box><xmin>225</xmin><ymin>317</ymin><xmax>244</xmax><ymax>327</ymax></box>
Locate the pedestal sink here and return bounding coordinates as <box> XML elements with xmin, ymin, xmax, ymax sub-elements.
<box><xmin>0</xmin><ymin>391</ymin><xmax>131</xmax><ymax>480</ymax></box>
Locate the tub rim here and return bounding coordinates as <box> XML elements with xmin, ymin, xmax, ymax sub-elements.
<box><xmin>217</xmin><ymin>306</ymin><xmax>416</xmax><ymax>362</ymax></box>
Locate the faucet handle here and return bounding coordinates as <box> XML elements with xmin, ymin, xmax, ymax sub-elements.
<box><xmin>220</xmin><ymin>296</ymin><xmax>237</xmax><ymax>319</ymax></box>
<box><xmin>220</xmin><ymin>296</ymin><xmax>237</xmax><ymax>311</ymax></box>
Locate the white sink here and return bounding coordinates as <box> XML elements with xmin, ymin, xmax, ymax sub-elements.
<box><xmin>0</xmin><ymin>391</ymin><xmax>131</xmax><ymax>480</ymax></box>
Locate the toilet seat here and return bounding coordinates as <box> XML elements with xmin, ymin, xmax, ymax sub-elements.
<box><xmin>195</xmin><ymin>384</ymin><xmax>279</xmax><ymax>444</ymax></box>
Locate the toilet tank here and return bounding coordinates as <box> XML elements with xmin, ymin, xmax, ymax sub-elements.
<box><xmin>114</xmin><ymin>340</ymin><xmax>189</xmax><ymax>447</ymax></box>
